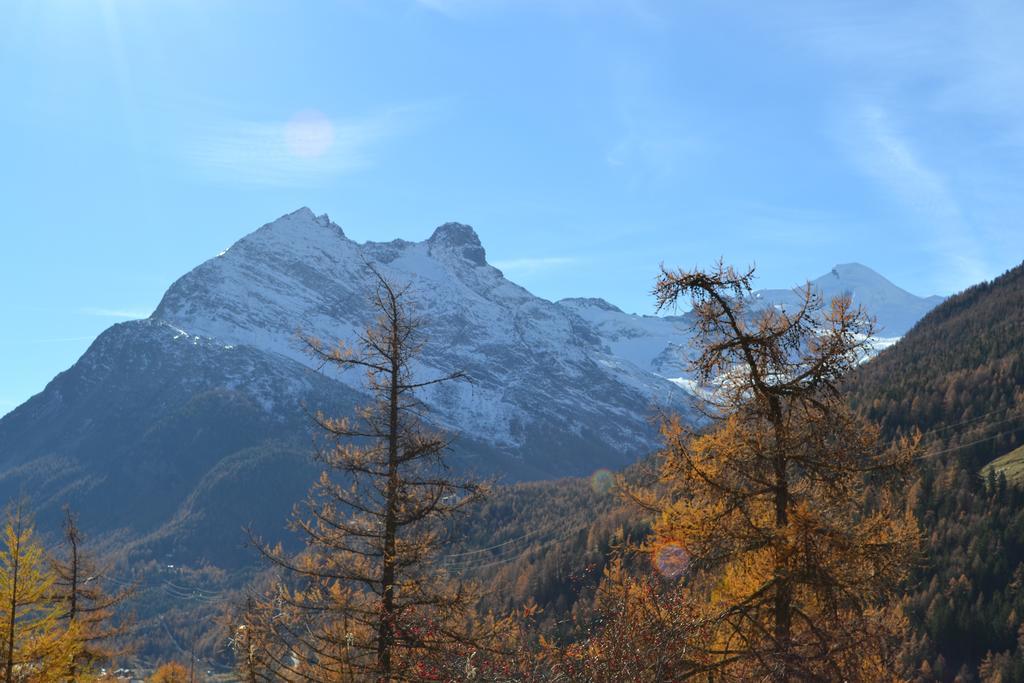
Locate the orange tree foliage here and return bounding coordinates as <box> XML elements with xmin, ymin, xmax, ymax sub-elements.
<box><xmin>601</xmin><ymin>262</ymin><xmax>922</xmax><ymax>681</ymax></box>
<box><xmin>0</xmin><ymin>503</ymin><xmax>80</xmax><ymax>683</ymax></box>
<box><xmin>148</xmin><ymin>661</ymin><xmax>189</xmax><ymax>683</ymax></box>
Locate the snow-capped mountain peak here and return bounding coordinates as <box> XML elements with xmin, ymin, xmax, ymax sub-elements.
<box><xmin>756</xmin><ymin>262</ymin><xmax>942</xmax><ymax>336</ymax></box>
<box><xmin>148</xmin><ymin>209</ymin><xmax>690</xmax><ymax>456</ymax></box>
<box><xmin>554</xmin><ymin>261</ymin><xmax>944</xmax><ymax>380</ymax></box>
<box><xmin>0</xmin><ymin>209</ymin><xmax>947</xmax><ymax>569</ymax></box>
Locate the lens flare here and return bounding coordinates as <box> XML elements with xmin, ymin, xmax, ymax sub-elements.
<box><xmin>589</xmin><ymin>468</ymin><xmax>614</xmax><ymax>495</ymax></box>
<box><xmin>284</xmin><ymin>109</ymin><xmax>335</xmax><ymax>158</ymax></box>
<box><xmin>652</xmin><ymin>543</ymin><xmax>689</xmax><ymax>578</ymax></box>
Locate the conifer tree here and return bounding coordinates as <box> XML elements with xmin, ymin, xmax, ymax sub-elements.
<box><xmin>229</xmin><ymin>598</ymin><xmax>270</xmax><ymax>683</ymax></box>
<box><xmin>52</xmin><ymin>507</ymin><xmax>133</xmax><ymax>681</ymax></box>
<box><xmin>249</xmin><ymin>268</ymin><xmax>497</xmax><ymax>681</ymax></box>
<box><xmin>0</xmin><ymin>503</ymin><xmax>77</xmax><ymax>682</ymax></box>
<box><xmin>619</xmin><ymin>262</ymin><xmax>921</xmax><ymax>681</ymax></box>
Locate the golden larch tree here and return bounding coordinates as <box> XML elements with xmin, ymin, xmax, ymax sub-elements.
<box><xmin>0</xmin><ymin>503</ymin><xmax>78</xmax><ymax>682</ymax></box>
<box><xmin>620</xmin><ymin>262</ymin><xmax>920</xmax><ymax>681</ymax></box>
<box><xmin>148</xmin><ymin>661</ymin><xmax>189</xmax><ymax>683</ymax></box>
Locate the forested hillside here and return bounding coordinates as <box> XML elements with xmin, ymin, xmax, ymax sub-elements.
<box><xmin>450</xmin><ymin>260</ymin><xmax>1024</xmax><ymax>681</ymax></box>
<box><xmin>849</xmin><ymin>260</ymin><xmax>1024</xmax><ymax>466</ymax></box>
<box><xmin>845</xmin><ymin>260</ymin><xmax>1024</xmax><ymax>680</ymax></box>
<box><xmin>447</xmin><ymin>472</ymin><xmax>652</xmax><ymax>640</ymax></box>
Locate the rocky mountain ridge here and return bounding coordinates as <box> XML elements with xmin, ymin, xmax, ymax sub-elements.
<box><xmin>0</xmin><ymin>208</ymin><xmax>943</xmax><ymax>568</ymax></box>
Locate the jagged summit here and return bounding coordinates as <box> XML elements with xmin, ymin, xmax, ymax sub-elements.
<box><xmin>0</xmin><ymin>207</ymin><xmax>949</xmax><ymax>571</ymax></box>
<box><xmin>427</xmin><ymin>222</ymin><xmax>486</xmax><ymax>266</ymax></box>
<box><xmin>258</xmin><ymin>206</ymin><xmax>344</xmax><ymax>236</ymax></box>
<box><xmin>429</xmin><ymin>221</ymin><xmax>480</xmax><ymax>245</ymax></box>
<box><xmin>243</xmin><ymin>211</ymin><xmax>487</xmax><ymax>267</ymax></box>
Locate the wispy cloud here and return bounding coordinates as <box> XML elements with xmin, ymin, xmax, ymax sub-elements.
<box><xmin>782</xmin><ymin>1</ymin><xmax>1024</xmax><ymax>138</ymax></box>
<box><xmin>845</xmin><ymin>105</ymin><xmax>959</xmax><ymax>223</ymax></box>
<box><xmin>492</xmin><ymin>256</ymin><xmax>579</xmax><ymax>274</ymax></box>
<box><xmin>841</xmin><ymin>103</ymin><xmax>987</xmax><ymax>284</ymax></box>
<box><xmin>79</xmin><ymin>307</ymin><xmax>149</xmax><ymax>319</ymax></box>
<box><xmin>181</xmin><ymin>105</ymin><xmax>424</xmax><ymax>186</ymax></box>
<box><xmin>744</xmin><ymin>2</ymin><xmax>1024</xmax><ymax>288</ymax></box>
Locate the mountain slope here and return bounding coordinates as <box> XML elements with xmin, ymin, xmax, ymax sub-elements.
<box><xmin>0</xmin><ymin>209</ymin><xmax>693</xmax><ymax>567</ymax></box>
<box><xmin>0</xmin><ymin>319</ymin><xmax>349</xmax><ymax>566</ymax></box>
<box><xmin>0</xmin><ymin>209</ymin><xmax>947</xmax><ymax>570</ymax></box>
<box><xmin>756</xmin><ymin>262</ymin><xmax>943</xmax><ymax>337</ymax></box>
<box><xmin>557</xmin><ymin>261</ymin><xmax>942</xmax><ymax>380</ymax></box>
<box><xmin>848</xmin><ymin>259</ymin><xmax>1024</xmax><ymax>461</ymax></box>
<box><xmin>150</xmin><ymin>208</ymin><xmax>691</xmax><ymax>457</ymax></box>
<box><xmin>843</xmin><ymin>260</ymin><xmax>1024</xmax><ymax>678</ymax></box>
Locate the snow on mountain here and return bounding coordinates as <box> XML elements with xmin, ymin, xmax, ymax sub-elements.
<box><xmin>148</xmin><ymin>209</ymin><xmax>940</xmax><ymax>446</ymax></box>
<box><xmin>557</xmin><ymin>262</ymin><xmax>943</xmax><ymax>385</ymax></box>
<box><xmin>556</xmin><ymin>298</ymin><xmax>694</xmax><ymax>377</ymax></box>
<box><xmin>0</xmin><ymin>208</ymin><xmax>946</xmax><ymax>568</ymax></box>
<box><xmin>151</xmin><ymin>208</ymin><xmax>692</xmax><ymax>452</ymax></box>
<box><xmin>754</xmin><ymin>262</ymin><xmax>943</xmax><ymax>337</ymax></box>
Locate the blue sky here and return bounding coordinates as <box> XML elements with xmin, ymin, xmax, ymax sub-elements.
<box><xmin>2</xmin><ymin>0</ymin><xmax>1024</xmax><ymax>414</ymax></box>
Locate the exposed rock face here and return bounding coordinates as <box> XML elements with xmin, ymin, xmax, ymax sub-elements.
<box><xmin>0</xmin><ymin>209</ymin><xmax>692</xmax><ymax>567</ymax></box>
<box><xmin>0</xmin><ymin>208</ymin><xmax>941</xmax><ymax>568</ymax></box>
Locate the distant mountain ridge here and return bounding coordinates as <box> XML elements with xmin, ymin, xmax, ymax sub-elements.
<box><xmin>557</xmin><ymin>262</ymin><xmax>943</xmax><ymax>380</ymax></box>
<box><xmin>755</xmin><ymin>262</ymin><xmax>944</xmax><ymax>337</ymax></box>
<box><xmin>0</xmin><ymin>208</ymin><xmax>943</xmax><ymax>568</ymax></box>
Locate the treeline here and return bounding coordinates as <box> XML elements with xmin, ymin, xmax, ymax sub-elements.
<box><xmin>849</xmin><ymin>260</ymin><xmax>1024</xmax><ymax>468</ymax></box>
<box><xmin>848</xmin><ymin>260</ymin><xmax>1024</xmax><ymax>681</ymax></box>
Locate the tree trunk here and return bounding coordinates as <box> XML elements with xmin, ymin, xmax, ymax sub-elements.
<box><xmin>67</xmin><ymin>530</ymin><xmax>78</xmax><ymax>682</ymax></box>
<box><xmin>377</xmin><ymin>309</ymin><xmax>401</xmax><ymax>681</ymax></box>
<box><xmin>770</xmin><ymin>396</ymin><xmax>791</xmax><ymax>683</ymax></box>
<box><xmin>6</xmin><ymin>526</ymin><xmax>19</xmax><ymax>683</ymax></box>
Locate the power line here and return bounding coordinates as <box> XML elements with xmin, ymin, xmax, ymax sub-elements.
<box><xmin>919</xmin><ymin>423</ymin><xmax>1024</xmax><ymax>461</ymax></box>
<box><xmin>444</xmin><ymin>523</ymin><xmax>591</xmax><ymax>573</ymax></box>
<box><xmin>440</xmin><ymin>518</ymin><xmax>568</xmax><ymax>562</ymax></box>
<box><xmin>924</xmin><ymin>405</ymin><xmax>1021</xmax><ymax>436</ymax></box>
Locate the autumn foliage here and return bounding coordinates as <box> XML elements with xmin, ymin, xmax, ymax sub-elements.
<box><xmin>148</xmin><ymin>661</ymin><xmax>189</xmax><ymax>683</ymax></box>
<box><xmin>587</xmin><ymin>262</ymin><xmax>922</xmax><ymax>681</ymax></box>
